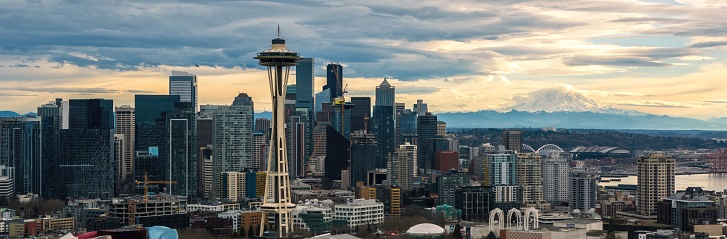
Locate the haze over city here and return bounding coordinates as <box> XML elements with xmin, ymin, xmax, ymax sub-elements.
<box><xmin>2</xmin><ymin>0</ymin><xmax>727</xmax><ymax>120</ymax></box>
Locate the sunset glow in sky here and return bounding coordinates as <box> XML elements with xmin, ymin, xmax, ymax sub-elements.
<box><xmin>2</xmin><ymin>0</ymin><xmax>727</xmax><ymax>119</ymax></box>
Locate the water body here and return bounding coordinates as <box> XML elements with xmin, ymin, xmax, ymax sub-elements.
<box><xmin>599</xmin><ymin>173</ymin><xmax>727</xmax><ymax>192</ymax></box>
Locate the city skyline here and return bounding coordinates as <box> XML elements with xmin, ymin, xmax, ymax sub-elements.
<box><xmin>1</xmin><ymin>0</ymin><xmax>727</xmax><ymax>120</ymax></box>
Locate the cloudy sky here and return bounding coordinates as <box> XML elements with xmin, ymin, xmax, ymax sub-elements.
<box><xmin>2</xmin><ymin>0</ymin><xmax>727</xmax><ymax>119</ymax></box>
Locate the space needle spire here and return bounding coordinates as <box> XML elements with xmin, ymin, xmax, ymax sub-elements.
<box><xmin>254</xmin><ymin>26</ymin><xmax>301</xmax><ymax>238</ymax></box>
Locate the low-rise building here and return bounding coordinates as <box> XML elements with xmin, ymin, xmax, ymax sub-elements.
<box><xmin>0</xmin><ymin>208</ymin><xmax>15</xmax><ymax>219</ymax></box>
<box><xmin>186</xmin><ymin>203</ymin><xmax>241</xmax><ymax>212</ymax></box>
<box><xmin>218</xmin><ymin>210</ymin><xmax>263</xmax><ymax>233</ymax></box>
<box><xmin>332</xmin><ymin>199</ymin><xmax>384</xmax><ymax>229</ymax></box>
<box><xmin>657</xmin><ymin>194</ymin><xmax>718</xmax><ymax>232</ymax></box>
<box><xmin>292</xmin><ymin>200</ymin><xmax>333</xmax><ymax>235</ymax></box>
<box><xmin>107</xmin><ymin>196</ymin><xmax>187</xmax><ymax>228</ymax></box>
<box><xmin>38</xmin><ymin>217</ymin><xmax>75</xmax><ymax>233</ymax></box>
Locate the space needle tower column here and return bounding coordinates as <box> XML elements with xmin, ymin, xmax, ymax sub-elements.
<box><xmin>255</xmin><ymin>26</ymin><xmax>300</xmax><ymax>238</ymax></box>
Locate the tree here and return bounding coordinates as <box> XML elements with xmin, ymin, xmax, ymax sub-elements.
<box><xmin>248</xmin><ymin>224</ymin><xmax>256</xmax><ymax>238</ymax></box>
<box><xmin>452</xmin><ymin>223</ymin><xmax>462</xmax><ymax>238</ymax></box>
<box><xmin>485</xmin><ymin>231</ymin><xmax>497</xmax><ymax>239</ymax></box>
<box><xmin>0</xmin><ymin>196</ymin><xmax>7</xmax><ymax>206</ymax></box>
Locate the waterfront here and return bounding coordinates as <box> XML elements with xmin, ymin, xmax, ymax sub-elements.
<box><xmin>599</xmin><ymin>173</ymin><xmax>727</xmax><ymax>192</ymax></box>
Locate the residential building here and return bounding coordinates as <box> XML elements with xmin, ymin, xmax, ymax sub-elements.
<box><xmin>569</xmin><ymin>173</ymin><xmax>597</xmax><ymax>211</ymax></box>
<box><xmin>332</xmin><ymin>199</ymin><xmax>384</xmax><ymax>229</ymax></box>
<box><xmin>37</xmin><ymin>99</ymin><xmax>63</xmax><ymax>199</ymax></box>
<box><xmin>637</xmin><ymin>153</ymin><xmax>675</xmax><ymax>216</ymax></box>
<box><xmin>517</xmin><ymin>153</ymin><xmax>550</xmax><ymax>209</ymax></box>
<box><xmin>502</xmin><ymin>130</ymin><xmax>522</xmax><ymax>152</ymax></box>
<box><xmin>657</xmin><ymin>193</ymin><xmax>718</xmax><ymax>232</ymax></box>
<box><xmin>388</xmin><ymin>143</ymin><xmax>417</xmax><ymax>190</ymax></box>
<box><xmin>488</xmin><ymin>153</ymin><xmax>517</xmax><ymax>186</ymax></box>
<box><xmin>218</xmin><ymin>210</ymin><xmax>263</xmax><ymax>233</ymax></box>
<box><xmin>437</xmin><ymin>121</ymin><xmax>446</xmax><ymax>136</ymax></box>
<box><xmin>437</xmin><ymin>170</ymin><xmax>470</xmax><ymax>206</ymax></box>
<box><xmin>542</xmin><ymin>157</ymin><xmax>569</xmax><ymax>205</ymax></box>
<box><xmin>212</xmin><ymin>94</ymin><xmax>254</xmax><ymax>196</ymax></box>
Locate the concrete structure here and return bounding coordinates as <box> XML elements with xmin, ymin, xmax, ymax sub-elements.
<box><xmin>332</xmin><ymin>199</ymin><xmax>384</xmax><ymax>229</ymax></box>
<box><xmin>108</xmin><ymin>196</ymin><xmax>188</xmax><ymax>228</ymax></box>
<box><xmin>38</xmin><ymin>217</ymin><xmax>75</xmax><ymax>233</ymax></box>
<box><xmin>542</xmin><ymin>157</ymin><xmax>568</xmax><ymax>205</ymax></box>
<box><xmin>212</xmin><ymin>93</ymin><xmax>254</xmax><ymax>197</ymax></box>
<box><xmin>388</xmin><ymin>143</ymin><xmax>417</xmax><ymax>190</ymax></box>
<box><xmin>569</xmin><ymin>173</ymin><xmax>597</xmax><ymax>212</ymax></box>
<box><xmin>406</xmin><ymin>223</ymin><xmax>445</xmax><ymax>238</ymax></box>
<box><xmin>0</xmin><ymin>166</ymin><xmax>14</xmax><ymax>197</ymax></box>
<box><xmin>637</xmin><ymin>153</ymin><xmax>675</xmax><ymax>216</ymax></box>
<box><xmin>254</xmin><ymin>27</ymin><xmax>300</xmax><ymax>237</ymax></box>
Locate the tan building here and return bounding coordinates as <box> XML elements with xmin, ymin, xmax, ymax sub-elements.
<box><xmin>517</xmin><ymin>153</ymin><xmax>551</xmax><ymax>209</ymax></box>
<box><xmin>637</xmin><ymin>153</ymin><xmax>675</xmax><ymax>216</ymax></box>
<box><xmin>8</xmin><ymin>222</ymin><xmax>24</xmax><ymax>238</ymax></box>
<box><xmin>38</xmin><ymin>217</ymin><xmax>75</xmax><ymax>233</ymax></box>
<box><xmin>114</xmin><ymin>105</ymin><xmax>135</xmax><ymax>182</ymax></box>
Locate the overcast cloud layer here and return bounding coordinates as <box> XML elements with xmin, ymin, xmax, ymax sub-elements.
<box><xmin>1</xmin><ymin>0</ymin><xmax>727</xmax><ymax>119</ymax></box>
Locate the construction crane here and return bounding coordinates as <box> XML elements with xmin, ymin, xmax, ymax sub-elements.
<box><xmin>135</xmin><ymin>172</ymin><xmax>177</xmax><ymax>201</ymax></box>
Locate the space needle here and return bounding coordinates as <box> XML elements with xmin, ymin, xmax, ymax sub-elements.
<box><xmin>255</xmin><ymin>26</ymin><xmax>300</xmax><ymax>238</ymax></box>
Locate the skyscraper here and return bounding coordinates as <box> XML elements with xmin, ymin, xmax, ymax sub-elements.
<box><xmin>134</xmin><ymin>95</ymin><xmax>180</xmax><ymax>183</ymax></box>
<box><xmin>502</xmin><ymin>130</ymin><xmax>522</xmax><ymax>152</ymax></box>
<box><xmin>0</xmin><ymin>116</ymin><xmax>41</xmax><ymax>196</ymax></box>
<box><xmin>399</xmin><ymin>109</ymin><xmax>417</xmax><ymax>145</ymax></box>
<box><xmin>57</xmin><ymin>99</ymin><xmax>115</xmax><ymax>199</ymax></box>
<box><xmin>387</xmin><ymin>143</ymin><xmax>417</xmax><ymax>190</ymax></box>
<box><xmin>325</xmin><ymin>63</ymin><xmax>343</xmax><ymax>101</ymax></box>
<box><xmin>413</xmin><ymin>99</ymin><xmax>428</xmax><ymax>116</ymax></box>
<box><xmin>296</xmin><ymin>58</ymin><xmax>315</xmax><ymax>110</ymax></box>
<box><xmin>212</xmin><ymin>93</ymin><xmax>254</xmax><ymax>197</ymax></box>
<box><xmin>350</xmin><ymin>97</ymin><xmax>371</xmax><ymax>133</ymax></box>
<box><xmin>350</xmin><ymin>131</ymin><xmax>376</xmax><ymax>186</ymax></box>
<box><xmin>375</xmin><ymin>78</ymin><xmax>395</xmax><ymax>107</ymax></box>
<box><xmin>167</xmin><ymin>101</ymin><xmax>198</xmax><ymax>202</ymax></box>
<box><xmin>114</xmin><ymin>105</ymin><xmax>135</xmax><ymax>184</ymax></box>
<box><xmin>330</xmin><ymin>100</ymin><xmax>354</xmax><ymax>140</ymax></box>
<box><xmin>637</xmin><ymin>153</ymin><xmax>675</xmax><ymax>216</ymax></box>
<box><xmin>437</xmin><ymin>121</ymin><xmax>446</xmax><ymax>136</ymax></box>
<box><xmin>417</xmin><ymin>113</ymin><xmax>437</xmax><ymax>173</ymax></box>
<box><xmin>372</xmin><ymin>79</ymin><xmax>396</xmax><ymax>169</ymax></box>
<box><xmin>287</xmin><ymin>108</ymin><xmax>310</xmax><ymax>179</ymax></box>
<box><xmin>169</xmin><ymin>71</ymin><xmax>198</xmax><ymax>112</ymax></box>
<box><xmin>516</xmin><ymin>153</ymin><xmax>550</xmax><ymax>209</ymax></box>
<box><xmin>569</xmin><ymin>173</ymin><xmax>597</xmax><ymax>212</ymax></box>
<box><xmin>487</xmin><ymin>152</ymin><xmax>517</xmax><ymax>186</ymax></box>
<box><xmin>542</xmin><ymin>157</ymin><xmax>568</xmax><ymax>205</ymax></box>
<box><xmin>37</xmin><ymin>99</ymin><xmax>62</xmax><ymax>199</ymax></box>
<box><xmin>325</xmin><ymin>125</ymin><xmax>349</xmax><ymax>182</ymax></box>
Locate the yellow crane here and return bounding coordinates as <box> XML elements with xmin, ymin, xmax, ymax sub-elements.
<box><xmin>135</xmin><ymin>172</ymin><xmax>177</xmax><ymax>201</ymax></box>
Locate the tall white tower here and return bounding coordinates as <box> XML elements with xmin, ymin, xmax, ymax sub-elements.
<box><xmin>255</xmin><ymin>26</ymin><xmax>301</xmax><ymax>238</ymax></box>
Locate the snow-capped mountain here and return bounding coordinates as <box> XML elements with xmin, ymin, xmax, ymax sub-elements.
<box><xmin>506</xmin><ymin>84</ymin><xmax>644</xmax><ymax>116</ymax></box>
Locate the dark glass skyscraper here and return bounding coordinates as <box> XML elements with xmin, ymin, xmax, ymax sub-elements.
<box><xmin>330</xmin><ymin>100</ymin><xmax>354</xmax><ymax>140</ymax></box>
<box><xmin>417</xmin><ymin>113</ymin><xmax>438</xmax><ymax>172</ymax></box>
<box><xmin>296</xmin><ymin>58</ymin><xmax>315</xmax><ymax>110</ymax></box>
<box><xmin>167</xmin><ymin>102</ymin><xmax>198</xmax><ymax>202</ymax></box>
<box><xmin>0</xmin><ymin>116</ymin><xmax>41</xmax><ymax>196</ymax></box>
<box><xmin>325</xmin><ymin>125</ymin><xmax>349</xmax><ymax>182</ymax></box>
<box><xmin>325</xmin><ymin>63</ymin><xmax>343</xmax><ymax>101</ymax></box>
<box><xmin>350</xmin><ymin>131</ymin><xmax>376</xmax><ymax>186</ymax></box>
<box><xmin>38</xmin><ymin>99</ymin><xmax>62</xmax><ymax>199</ymax></box>
<box><xmin>399</xmin><ymin>109</ymin><xmax>417</xmax><ymax>145</ymax></box>
<box><xmin>56</xmin><ymin>99</ymin><xmax>115</xmax><ymax>199</ymax></box>
<box><xmin>375</xmin><ymin>78</ymin><xmax>395</xmax><ymax>107</ymax></box>
<box><xmin>350</xmin><ymin>97</ymin><xmax>370</xmax><ymax>133</ymax></box>
<box><xmin>372</xmin><ymin>105</ymin><xmax>395</xmax><ymax>169</ymax></box>
<box><xmin>134</xmin><ymin>95</ymin><xmax>180</xmax><ymax>194</ymax></box>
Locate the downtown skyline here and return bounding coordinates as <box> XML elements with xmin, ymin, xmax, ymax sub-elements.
<box><xmin>2</xmin><ymin>0</ymin><xmax>727</xmax><ymax>120</ymax></box>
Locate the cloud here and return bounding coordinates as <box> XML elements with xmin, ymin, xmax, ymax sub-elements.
<box><xmin>396</xmin><ymin>86</ymin><xmax>441</xmax><ymax>95</ymax></box>
<box><xmin>5</xmin><ymin>87</ymin><xmax>155</xmax><ymax>94</ymax></box>
<box><xmin>563</xmin><ymin>56</ymin><xmax>671</xmax><ymax>67</ymax></box>
<box><xmin>688</xmin><ymin>41</ymin><xmax>727</xmax><ymax>48</ymax></box>
<box><xmin>617</xmin><ymin>101</ymin><xmax>692</xmax><ymax>108</ymax></box>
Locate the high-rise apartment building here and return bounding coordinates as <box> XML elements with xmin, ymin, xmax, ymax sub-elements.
<box><xmin>637</xmin><ymin>153</ymin><xmax>676</xmax><ymax>216</ymax></box>
<box><xmin>169</xmin><ymin>71</ymin><xmax>198</xmax><ymax>112</ymax></box>
<box><xmin>437</xmin><ymin>170</ymin><xmax>470</xmax><ymax>206</ymax></box>
<box><xmin>487</xmin><ymin>153</ymin><xmax>517</xmax><ymax>186</ymax></box>
<box><xmin>212</xmin><ymin>93</ymin><xmax>254</xmax><ymax>197</ymax></box>
<box><xmin>569</xmin><ymin>173</ymin><xmax>597</xmax><ymax>212</ymax></box>
<box><xmin>437</xmin><ymin>121</ymin><xmax>446</xmax><ymax>136</ymax></box>
<box><xmin>417</xmin><ymin>113</ymin><xmax>438</xmax><ymax>173</ymax></box>
<box><xmin>516</xmin><ymin>153</ymin><xmax>550</xmax><ymax>209</ymax></box>
<box><xmin>56</xmin><ymin>99</ymin><xmax>115</xmax><ymax>199</ymax></box>
<box><xmin>542</xmin><ymin>157</ymin><xmax>569</xmax><ymax>205</ymax></box>
<box><xmin>0</xmin><ymin>116</ymin><xmax>42</xmax><ymax>196</ymax></box>
<box><xmin>502</xmin><ymin>130</ymin><xmax>522</xmax><ymax>152</ymax></box>
<box><xmin>325</xmin><ymin>64</ymin><xmax>343</xmax><ymax>101</ymax></box>
<box><xmin>350</xmin><ymin>131</ymin><xmax>377</xmax><ymax>186</ymax></box>
<box><xmin>114</xmin><ymin>105</ymin><xmax>135</xmax><ymax>183</ymax></box>
<box><xmin>388</xmin><ymin>143</ymin><xmax>417</xmax><ymax>190</ymax></box>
